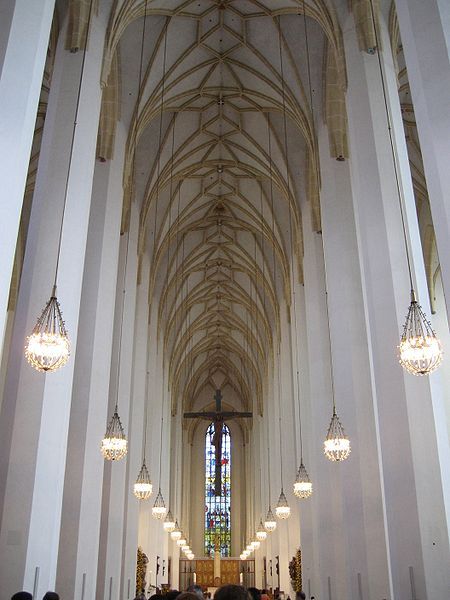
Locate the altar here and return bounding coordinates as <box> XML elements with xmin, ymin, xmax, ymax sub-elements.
<box><xmin>196</xmin><ymin>558</ymin><xmax>240</xmax><ymax>586</ymax></box>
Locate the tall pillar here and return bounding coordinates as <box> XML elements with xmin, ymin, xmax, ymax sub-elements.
<box><xmin>121</xmin><ymin>250</ymin><xmax>151</xmax><ymax>599</ymax></box>
<box><xmin>394</xmin><ymin>0</ymin><xmax>450</xmax><ymax>324</ymax></box>
<box><xmin>299</xmin><ymin>182</ymin><xmax>348</xmax><ymax>600</ymax></box>
<box><xmin>0</xmin><ymin>0</ymin><xmax>55</xmax><ymax>357</ymax></box>
<box><xmin>96</xmin><ymin>200</ymin><xmax>139</xmax><ymax>600</ymax></box>
<box><xmin>343</xmin><ymin>13</ymin><xmax>450</xmax><ymax>599</ymax></box>
<box><xmin>317</xmin><ymin>122</ymin><xmax>392</xmax><ymax>600</ymax></box>
<box><xmin>55</xmin><ymin>122</ymin><xmax>126</xmax><ymax>600</ymax></box>
<box><xmin>0</xmin><ymin>9</ymin><xmax>106</xmax><ymax>597</ymax></box>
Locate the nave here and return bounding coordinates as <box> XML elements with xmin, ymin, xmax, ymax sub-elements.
<box><xmin>0</xmin><ymin>1</ymin><xmax>450</xmax><ymax>599</ymax></box>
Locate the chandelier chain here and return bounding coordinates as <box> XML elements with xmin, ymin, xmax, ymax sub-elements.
<box><xmin>367</xmin><ymin>0</ymin><xmax>413</xmax><ymax>290</ymax></box>
<box><xmin>53</xmin><ymin>0</ymin><xmax>95</xmax><ymax>290</ymax></box>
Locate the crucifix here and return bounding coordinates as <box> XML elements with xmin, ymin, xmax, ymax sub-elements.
<box><xmin>184</xmin><ymin>389</ymin><xmax>252</xmax><ymax>495</ymax></box>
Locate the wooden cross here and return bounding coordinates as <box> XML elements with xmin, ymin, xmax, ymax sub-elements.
<box><xmin>184</xmin><ymin>389</ymin><xmax>252</xmax><ymax>495</ymax></box>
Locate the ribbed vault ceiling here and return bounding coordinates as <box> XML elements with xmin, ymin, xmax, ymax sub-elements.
<box><xmin>101</xmin><ymin>0</ymin><xmax>346</xmax><ymax>418</ymax></box>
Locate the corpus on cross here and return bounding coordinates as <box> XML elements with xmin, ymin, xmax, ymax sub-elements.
<box><xmin>184</xmin><ymin>389</ymin><xmax>252</xmax><ymax>495</ymax></box>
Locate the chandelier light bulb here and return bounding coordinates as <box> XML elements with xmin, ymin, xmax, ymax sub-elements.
<box><xmin>275</xmin><ymin>488</ymin><xmax>291</xmax><ymax>519</ymax></box>
<box><xmin>177</xmin><ymin>536</ymin><xmax>187</xmax><ymax>547</ymax></box>
<box><xmin>25</xmin><ymin>288</ymin><xmax>70</xmax><ymax>372</ymax></box>
<box><xmin>240</xmin><ymin>553</ymin><xmax>246</xmax><ymax>560</ymax></box>
<box><xmin>171</xmin><ymin>521</ymin><xmax>182</xmax><ymax>541</ymax></box>
<box><xmin>324</xmin><ymin>409</ymin><xmax>351</xmax><ymax>462</ymax></box>
<box><xmin>187</xmin><ymin>553</ymin><xmax>194</xmax><ymax>560</ymax></box>
<box><xmin>264</xmin><ymin>507</ymin><xmax>277</xmax><ymax>532</ymax></box>
<box><xmin>399</xmin><ymin>290</ymin><xmax>443</xmax><ymax>375</ymax></box>
<box><xmin>256</xmin><ymin>519</ymin><xmax>267</xmax><ymax>541</ymax></box>
<box><xmin>163</xmin><ymin>510</ymin><xmax>176</xmax><ymax>532</ymax></box>
<box><xmin>182</xmin><ymin>544</ymin><xmax>189</xmax><ymax>552</ymax></box>
<box><xmin>152</xmin><ymin>488</ymin><xmax>167</xmax><ymax>519</ymax></box>
<box><xmin>101</xmin><ymin>410</ymin><xmax>128</xmax><ymax>461</ymax></box>
<box><xmin>133</xmin><ymin>461</ymin><xmax>153</xmax><ymax>499</ymax></box>
<box><xmin>293</xmin><ymin>462</ymin><xmax>313</xmax><ymax>499</ymax></box>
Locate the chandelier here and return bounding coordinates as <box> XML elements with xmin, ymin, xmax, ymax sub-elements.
<box><xmin>294</xmin><ymin>461</ymin><xmax>312</xmax><ymax>499</ymax></box>
<box><xmin>264</xmin><ymin>507</ymin><xmax>277</xmax><ymax>532</ymax></box>
<box><xmin>324</xmin><ymin>409</ymin><xmax>351</xmax><ymax>462</ymax></box>
<box><xmin>171</xmin><ymin>520</ymin><xmax>182</xmax><ymax>541</ymax></box>
<box><xmin>152</xmin><ymin>488</ymin><xmax>167</xmax><ymax>519</ymax></box>
<box><xmin>399</xmin><ymin>290</ymin><xmax>442</xmax><ymax>375</ymax></box>
<box><xmin>365</xmin><ymin>0</ymin><xmax>443</xmax><ymax>375</ymax></box>
<box><xmin>163</xmin><ymin>510</ymin><xmax>176</xmax><ymax>532</ymax></box>
<box><xmin>240</xmin><ymin>553</ymin><xmax>247</xmax><ymax>560</ymax></box>
<box><xmin>101</xmin><ymin>409</ymin><xmax>128</xmax><ymax>461</ymax></box>
<box><xmin>25</xmin><ymin>288</ymin><xmax>70</xmax><ymax>372</ymax></box>
<box><xmin>177</xmin><ymin>535</ymin><xmax>187</xmax><ymax>548</ymax></box>
<box><xmin>251</xmin><ymin>539</ymin><xmax>260</xmax><ymax>550</ymax></box>
<box><xmin>187</xmin><ymin>552</ymin><xmax>194</xmax><ymax>560</ymax></box>
<box><xmin>256</xmin><ymin>519</ymin><xmax>267</xmax><ymax>541</ymax></box>
<box><xmin>133</xmin><ymin>460</ymin><xmax>153</xmax><ymax>499</ymax></box>
<box><xmin>26</xmin><ymin>1</ymin><xmax>96</xmax><ymax>372</ymax></box>
<box><xmin>275</xmin><ymin>488</ymin><xmax>291</xmax><ymax>520</ymax></box>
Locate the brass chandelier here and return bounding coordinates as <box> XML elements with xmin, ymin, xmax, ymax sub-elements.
<box><xmin>367</xmin><ymin>0</ymin><xmax>442</xmax><ymax>376</ymax></box>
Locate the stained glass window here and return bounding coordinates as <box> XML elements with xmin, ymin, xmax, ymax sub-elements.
<box><xmin>205</xmin><ymin>422</ymin><xmax>231</xmax><ymax>557</ymax></box>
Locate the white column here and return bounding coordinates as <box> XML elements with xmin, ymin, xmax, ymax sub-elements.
<box><xmin>318</xmin><ymin>122</ymin><xmax>392</xmax><ymax>600</ymax></box>
<box><xmin>0</xmin><ymin>10</ymin><xmax>105</xmax><ymax>597</ymax></box>
<box><xmin>0</xmin><ymin>0</ymin><xmax>55</xmax><ymax>358</ymax></box>
<box><xmin>394</xmin><ymin>0</ymin><xmax>450</xmax><ymax>324</ymax></box>
<box><xmin>344</xmin><ymin>13</ymin><xmax>450</xmax><ymax>599</ymax></box>
<box><xmin>299</xmin><ymin>186</ymin><xmax>348</xmax><ymax>600</ymax></box>
<box><xmin>121</xmin><ymin>250</ymin><xmax>151</xmax><ymax>599</ymax></box>
<box><xmin>96</xmin><ymin>200</ymin><xmax>140</xmax><ymax>600</ymax></box>
<box><xmin>54</xmin><ymin>122</ymin><xmax>126</xmax><ymax>600</ymax></box>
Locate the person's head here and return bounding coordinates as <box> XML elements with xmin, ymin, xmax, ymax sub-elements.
<box><xmin>43</xmin><ymin>594</ymin><xmax>59</xmax><ymax>600</ymax></box>
<box><xmin>247</xmin><ymin>588</ymin><xmax>261</xmax><ymax>600</ymax></box>
<box><xmin>296</xmin><ymin>594</ymin><xmax>306</xmax><ymax>600</ymax></box>
<box><xmin>214</xmin><ymin>585</ymin><xmax>251</xmax><ymax>600</ymax></box>
<box><xmin>179</xmin><ymin>593</ymin><xmax>201</xmax><ymax>600</ymax></box>
<box><xmin>165</xmin><ymin>590</ymin><xmax>180</xmax><ymax>600</ymax></box>
<box><xmin>11</xmin><ymin>594</ymin><xmax>32</xmax><ymax>600</ymax></box>
<box><xmin>187</xmin><ymin>585</ymin><xmax>204</xmax><ymax>600</ymax></box>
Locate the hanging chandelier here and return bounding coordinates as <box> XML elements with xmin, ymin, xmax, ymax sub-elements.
<box><xmin>294</xmin><ymin>461</ymin><xmax>312</xmax><ymax>499</ymax></box>
<box><xmin>171</xmin><ymin>520</ymin><xmax>182</xmax><ymax>541</ymax></box>
<box><xmin>163</xmin><ymin>510</ymin><xmax>176</xmax><ymax>532</ymax></box>
<box><xmin>251</xmin><ymin>539</ymin><xmax>260</xmax><ymax>550</ymax></box>
<box><xmin>275</xmin><ymin>488</ymin><xmax>291</xmax><ymax>519</ymax></box>
<box><xmin>25</xmin><ymin>288</ymin><xmax>70</xmax><ymax>372</ymax></box>
<box><xmin>177</xmin><ymin>535</ymin><xmax>187</xmax><ymax>548</ymax></box>
<box><xmin>399</xmin><ymin>290</ymin><xmax>442</xmax><ymax>375</ymax></box>
<box><xmin>26</xmin><ymin>1</ymin><xmax>96</xmax><ymax>372</ymax></box>
<box><xmin>182</xmin><ymin>544</ymin><xmax>190</xmax><ymax>553</ymax></box>
<box><xmin>101</xmin><ymin>409</ymin><xmax>128</xmax><ymax>461</ymax></box>
<box><xmin>256</xmin><ymin>519</ymin><xmax>267</xmax><ymax>541</ymax></box>
<box><xmin>240</xmin><ymin>553</ymin><xmax>247</xmax><ymax>560</ymax></box>
<box><xmin>324</xmin><ymin>409</ymin><xmax>351</xmax><ymax>462</ymax></box>
<box><xmin>364</xmin><ymin>0</ymin><xmax>443</xmax><ymax>375</ymax></box>
<box><xmin>187</xmin><ymin>552</ymin><xmax>194</xmax><ymax>560</ymax></box>
<box><xmin>264</xmin><ymin>507</ymin><xmax>277</xmax><ymax>532</ymax></box>
<box><xmin>152</xmin><ymin>488</ymin><xmax>167</xmax><ymax>519</ymax></box>
<box><xmin>133</xmin><ymin>460</ymin><xmax>153</xmax><ymax>499</ymax></box>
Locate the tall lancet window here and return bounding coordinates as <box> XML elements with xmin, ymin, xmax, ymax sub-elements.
<box><xmin>205</xmin><ymin>422</ymin><xmax>231</xmax><ymax>557</ymax></box>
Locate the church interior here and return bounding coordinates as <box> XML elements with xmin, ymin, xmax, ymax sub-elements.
<box><xmin>1</xmin><ymin>0</ymin><xmax>450</xmax><ymax>599</ymax></box>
